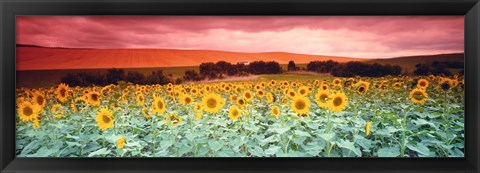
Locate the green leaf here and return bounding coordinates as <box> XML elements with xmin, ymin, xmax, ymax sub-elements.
<box><xmin>336</xmin><ymin>139</ymin><xmax>361</xmax><ymax>157</ymax></box>
<box><xmin>294</xmin><ymin>130</ymin><xmax>311</xmax><ymax>137</ymax></box>
<box><xmin>318</xmin><ymin>133</ymin><xmax>335</xmax><ymax>141</ymax></box>
<box><xmin>407</xmin><ymin>143</ymin><xmax>433</xmax><ymax>157</ymax></box>
<box><xmin>377</xmin><ymin>147</ymin><xmax>400</xmax><ymax>157</ymax></box>
<box><xmin>208</xmin><ymin>140</ymin><xmax>224</xmax><ymax>152</ymax></box>
<box><xmin>273</xmin><ymin>127</ymin><xmax>290</xmax><ymax>134</ymax></box>
<box><xmin>265</xmin><ymin>146</ymin><xmax>281</xmax><ymax>156</ymax></box>
<box><xmin>87</xmin><ymin>148</ymin><xmax>111</xmax><ymax>157</ymax></box>
<box><xmin>249</xmin><ymin>146</ymin><xmax>264</xmax><ymax>157</ymax></box>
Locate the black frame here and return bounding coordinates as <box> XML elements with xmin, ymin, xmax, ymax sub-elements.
<box><xmin>1</xmin><ymin>0</ymin><xmax>479</xmax><ymax>172</ymax></box>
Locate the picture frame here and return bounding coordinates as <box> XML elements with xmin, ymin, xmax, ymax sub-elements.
<box><xmin>1</xmin><ymin>0</ymin><xmax>479</xmax><ymax>172</ymax></box>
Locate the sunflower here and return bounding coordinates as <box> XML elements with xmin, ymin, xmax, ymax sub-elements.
<box><xmin>87</xmin><ymin>91</ymin><xmax>101</xmax><ymax>106</ymax></box>
<box><xmin>17</xmin><ymin>101</ymin><xmax>40</xmax><ymax>122</ymax></box>
<box><xmin>392</xmin><ymin>82</ymin><xmax>403</xmax><ymax>90</ymax></box>
<box><xmin>281</xmin><ymin>97</ymin><xmax>289</xmax><ymax>105</ymax></box>
<box><xmin>256</xmin><ymin>90</ymin><xmax>265</xmax><ymax>98</ymax></box>
<box><xmin>333</xmin><ymin>78</ymin><xmax>342</xmax><ymax>87</ymax></box>
<box><xmin>314</xmin><ymin>90</ymin><xmax>330</xmax><ymax>108</ymax></box>
<box><xmin>142</xmin><ymin>107</ymin><xmax>151</xmax><ymax>118</ymax></box>
<box><xmin>355</xmin><ymin>81</ymin><xmax>370</xmax><ymax>95</ymax></box>
<box><xmin>328</xmin><ymin>92</ymin><xmax>348</xmax><ymax>112</ymax></box>
<box><xmin>136</xmin><ymin>92</ymin><xmax>145</xmax><ymax>105</ymax></box>
<box><xmin>165</xmin><ymin>113</ymin><xmax>183</xmax><ymax>127</ymax></box>
<box><xmin>195</xmin><ymin>113</ymin><xmax>203</xmax><ymax>120</ymax></box>
<box><xmin>179</xmin><ymin>94</ymin><xmax>194</xmax><ymax>105</ymax></box>
<box><xmin>228</xmin><ymin>105</ymin><xmax>242</xmax><ymax>120</ymax></box>
<box><xmin>409</xmin><ymin>88</ymin><xmax>428</xmax><ymax>104</ymax></box>
<box><xmin>95</xmin><ymin>108</ymin><xmax>114</xmax><ymax>131</ymax></box>
<box><xmin>117</xmin><ymin>137</ymin><xmax>126</xmax><ymax>149</ymax></box>
<box><xmin>291</xmin><ymin>96</ymin><xmax>311</xmax><ymax>115</ymax></box>
<box><xmin>32</xmin><ymin>91</ymin><xmax>46</xmax><ymax>108</ymax></box>
<box><xmin>202</xmin><ymin>93</ymin><xmax>225</xmax><ymax>113</ymax></box>
<box><xmin>439</xmin><ymin>78</ymin><xmax>453</xmax><ymax>91</ymax></box>
<box><xmin>417</xmin><ymin>79</ymin><xmax>429</xmax><ymax>89</ymax></box>
<box><xmin>266</xmin><ymin>92</ymin><xmax>276</xmax><ymax>103</ymax></box>
<box><xmin>193</xmin><ymin>102</ymin><xmax>203</xmax><ymax>113</ymax></box>
<box><xmin>152</xmin><ymin>95</ymin><xmax>167</xmax><ymax>114</ymax></box>
<box><xmin>54</xmin><ymin>110</ymin><xmax>65</xmax><ymax>119</ymax></box>
<box><xmin>55</xmin><ymin>83</ymin><xmax>69</xmax><ymax>102</ymax></box>
<box><xmin>50</xmin><ymin>104</ymin><xmax>62</xmax><ymax>113</ymax></box>
<box><xmin>236</xmin><ymin>98</ymin><xmax>246</xmax><ymax>109</ymax></box>
<box><xmin>298</xmin><ymin>86</ymin><xmax>310</xmax><ymax>96</ymax></box>
<box><xmin>271</xmin><ymin>106</ymin><xmax>281</xmax><ymax>117</ymax></box>
<box><xmin>286</xmin><ymin>89</ymin><xmax>297</xmax><ymax>99</ymax></box>
<box><xmin>243</xmin><ymin>91</ymin><xmax>254</xmax><ymax>101</ymax></box>
<box><xmin>365</xmin><ymin>121</ymin><xmax>372</xmax><ymax>136</ymax></box>
<box><xmin>320</xmin><ymin>84</ymin><xmax>329</xmax><ymax>91</ymax></box>
<box><xmin>190</xmin><ymin>87</ymin><xmax>199</xmax><ymax>96</ymax></box>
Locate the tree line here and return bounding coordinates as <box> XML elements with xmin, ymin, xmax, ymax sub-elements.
<box><xmin>59</xmin><ymin>59</ymin><xmax>462</xmax><ymax>86</ymax></box>
<box><xmin>60</xmin><ymin>69</ymin><xmax>174</xmax><ymax>87</ymax></box>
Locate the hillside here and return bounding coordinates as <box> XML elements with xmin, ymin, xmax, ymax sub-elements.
<box><xmin>16</xmin><ymin>47</ymin><xmax>365</xmax><ymax>71</ymax></box>
<box><xmin>367</xmin><ymin>53</ymin><xmax>464</xmax><ymax>72</ymax></box>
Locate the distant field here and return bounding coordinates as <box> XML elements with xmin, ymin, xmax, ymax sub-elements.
<box><xmin>17</xmin><ymin>64</ymin><xmax>318</xmax><ymax>88</ymax></box>
<box><xmin>17</xmin><ymin>66</ymin><xmax>198</xmax><ymax>88</ymax></box>
<box><xmin>16</xmin><ymin>53</ymin><xmax>464</xmax><ymax>88</ymax></box>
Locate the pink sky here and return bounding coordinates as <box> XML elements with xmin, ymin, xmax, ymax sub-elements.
<box><xmin>16</xmin><ymin>16</ymin><xmax>464</xmax><ymax>59</ymax></box>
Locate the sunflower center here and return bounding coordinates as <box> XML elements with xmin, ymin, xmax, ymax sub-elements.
<box><xmin>300</xmin><ymin>89</ymin><xmax>306</xmax><ymax>95</ymax></box>
<box><xmin>295</xmin><ymin>100</ymin><xmax>306</xmax><ymax>110</ymax></box>
<box><xmin>245</xmin><ymin>93</ymin><xmax>251</xmax><ymax>98</ymax></box>
<box><xmin>333</xmin><ymin>97</ymin><xmax>343</xmax><ymax>107</ymax></box>
<box><xmin>185</xmin><ymin>97</ymin><xmax>191</xmax><ymax>103</ymax></box>
<box><xmin>37</xmin><ymin>96</ymin><xmax>44</xmax><ymax>105</ymax></box>
<box><xmin>320</xmin><ymin>94</ymin><xmax>328</xmax><ymax>103</ymax></box>
<box><xmin>273</xmin><ymin>108</ymin><xmax>279</xmax><ymax>115</ymax></box>
<box><xmin>289</xmin><ymin>92</ymin><xmax>295</xmax><ymax>97</ymax></box>
<box><xmin>238</xmin><ymin>99</ymin><xmax>245</xmax><ymax>105</ymax></box>
<box><xmin>413</xmin><ymin>92</ymin><xmax>425</xmax><ymax>100</ymax></box>
<box><xmin>419</xmin><ymin>81</ymin><xmax>426</xmax><ymax>87</ymax></box>
<box><xmin>23</xmin><ymin>107</ymin><xmax>33</xmax><ymax>116</ymax></box>
<box><xmin>102</xmin><ymin>115</ymin><xmax>111</xmax><ymax>123</ymax></box>
<box><xmin>358</xmin><ymin>87</ymin><xmax>365</xmax><ymax>93</ymax></box>
<box><xmin>91</xmin><ymin>94</ymin><xmax>98</xmax><ymax>101</ymax></box>
<box><xmin>441</xmin><ymin>83</ymin><xmax>451</xmax><ymax>90</ymax></box>
<box><xmin>157</xmin><ymin>100</ymin><xmax>164</xmax><ymax>109</ymax></box>
<box><xmin>60</xmin><ymin>89</ymin><xmax>66</xmax><ymax>97</ymax></box>
<box><xmin>232</xmin><ymin>109</ymin><xmax>239</xmax><ymax>117</ymax></box>
<box><xmin>322</xmin><ymin>86</ymin><xmax>327</xmax><ymax>90</ymax></box>
<box><xmin>207</xmin><ymin>98</ymin><xmax>217</xmax><ymax>108</ymax></box>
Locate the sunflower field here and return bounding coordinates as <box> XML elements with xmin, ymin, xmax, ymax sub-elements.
<box><xmin>15</xmin><ymin>75</ymin><xmax>465</xmax><ymax>157</ymax></box>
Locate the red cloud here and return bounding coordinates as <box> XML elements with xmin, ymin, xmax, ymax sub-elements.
<box><xmin>16</xmin><ymin>16</ymin><xmax>463</xmax><ymax>58</ymax></box>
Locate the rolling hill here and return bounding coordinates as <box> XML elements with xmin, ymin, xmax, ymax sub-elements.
<box><xmin>16</xmin><ymin>47</ymin><xmax>366</xmax><ymax>71</ymax></box>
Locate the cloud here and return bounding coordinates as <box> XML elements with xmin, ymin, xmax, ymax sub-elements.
<box><xmin>16</xmin><ymin>16</ymin><xmax>464</xmax><ymax>58</ymax></box>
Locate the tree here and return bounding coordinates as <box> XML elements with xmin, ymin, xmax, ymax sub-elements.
<box><xmin>106</xmin><ymin>69</ymin><xmax>126</xmax><ymax>84</ymax></box>
<box><xmin>413</xmin><ymin>63</ymin><xmax>431</xmax><ymax>76</ymax></box>
<box><xmin>183</xmin><ymin>70</ymin><xmax>204</xmax><ymax>81</ymax></box>
<box><xmin>288</xmin><ymin>60</ymin><xmax>297</xmax><ymax>71</ymax></box>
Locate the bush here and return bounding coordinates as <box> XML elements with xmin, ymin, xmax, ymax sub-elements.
<box><xmin>183</xmin><ymin>70</ymin><xmax>204</xmax><ymax>81</ymax></box>
<box><xmin>126</xmin><ymin>71</ymin><xmax>146</xmax><ymax>84</ymax></box>
<box><xmin>307</xmin><ymin>60</ymin><xmax>339</xmax><ymax>73</ymax></box>
<box><xmin>331</xmin><ymin>62</ymin><xmax>402</xmax><ymax>77</ymax></box>
<box><xmin>105</xmin><ymin>69</ymin><xmax>126</xmax><ymax>84</ymax></box>
<box><xmin>287</xmin><ymin>60</ymin><xmax>297</xmax><ymax>71</ymax></box>
<box><xmin>145</xmin><ymin>70</ymin><xmax>173</xmax><ymax>85</ymax></box>
<box><xmin>61</xmin><ymin>69</ymin><xmax>174</xmax><ymax>86</ymax></box>
<box><xmin>60</xmin><ymin>72</ymin><xmax>106</xmax><ymax>87</ymax></box>
<box><xmin>414</xmin><ymin>63</ymin><xmax>452</xmax><ymax>76</ymax></box>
